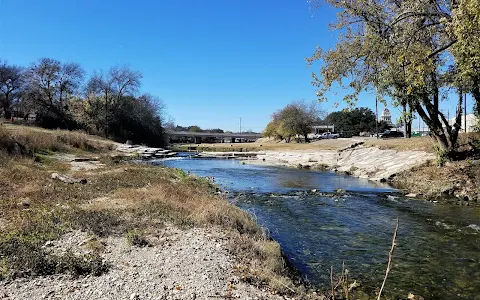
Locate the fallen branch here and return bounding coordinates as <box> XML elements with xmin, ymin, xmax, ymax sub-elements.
<box><xmin>278</xmin><ymin>280</ymin><xmax>295</xmax><ymax>294</ymax></box>
<box><xmin>51</xmin><ymin>172</ymin><xmax>87</xmax><ymax>184</ymax></box>
<box><xmin>377</xmin><ymin>218</ymin><xmax>399</xmax><ymax>300</ymax></box>
<box><xmin>330</xmin><ymin>266</ymin><xmax>335</xmax><ymax>299</ymax></box>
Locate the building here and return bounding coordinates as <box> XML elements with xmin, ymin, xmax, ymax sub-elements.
<box><xmin>398</xmin><ymin>113</ymin><xmax>478</xmax><ymax>134</ymax></box>
<box><xmin>380</xmin><ymin>108</ymin><xmax>393</xmax><ymax>125</ymax></box>
<box><xmin>311</xmin><ymin>124</ymin><xmax>335</xmax><ymax>134</ymax></box>
<box><xmin>448</xmin><ymin>114</ymin><xmax>478</xmax><ymax>133</ymax></box>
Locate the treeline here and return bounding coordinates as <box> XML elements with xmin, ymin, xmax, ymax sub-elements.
<box><xmin>264</xmin><ymin>102</ymin><xmax>390</xmax><ymax>142</ymax></box>
<box><xmin>168</xmin><ymin>124</ymin><xmax>258</xmax><ymax>134</ymax></box>
<box><xmin>0</xmin><ymin>58</ymin><xmax>166</xmax><ymax>147</ymax></box>
<box><xmin>168</xmin><ymin>125</ymin><xmax>227</xmax><ymax>134</ymax></box>
<box><xmin>308</xmin><ymin>0</ymin><xmax>480</xmax><ymax>158</ymax></box>
<box><xmin>324</xmin><ymin>107</ymin><xmax>391</xmax><ymax>136</ymax></box>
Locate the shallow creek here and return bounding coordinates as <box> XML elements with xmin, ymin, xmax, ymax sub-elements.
<box><xmin>155</xmin><ymin>156</ymin><xmax>480</xmax><ymax>299</ymax></box>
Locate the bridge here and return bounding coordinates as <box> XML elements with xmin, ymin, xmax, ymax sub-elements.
<box><xmin>167</xmin><ymin>131</ymin><xmax>262</xmax><ymax>144</ymax></box>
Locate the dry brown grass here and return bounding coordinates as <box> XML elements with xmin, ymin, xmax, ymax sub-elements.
<box><xmin>364</xmin><ymin>137</ymin><xmax>436</xmax><ymax>152</ymax></box>
<box><xmin>365</xmin><ymin>132</ymin><xmax>480</xmax><ymax>153</ymax></box>
<box><xmin>175</xmin><ymin>139</ymin><xmax>353</xmax><ymax>152</ymax></box>
<box><xmin>0</xmin><ymin>124</ymin><xmax>114</xmax><ymax>156</ymax></box>
<box><xmin>177</xmin><ymin>133</ymin><xmax>480</xmax><ymax>154</ymax></box>
<box><xmin>393</xmin><ymin>160</ymin><xmax>480</xmax><ymax>201</ymax></box>
<box><xmin>458</xmin><ymin>132</ymin><xmax>480</xmax><ymax>151</ymax></box>
<box><xmin>0</xmin><ymin>132</ymin><xmax>300</xmax><ymax>294</ymax></box>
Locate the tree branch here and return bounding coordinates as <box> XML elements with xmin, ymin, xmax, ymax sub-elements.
<box><xmin>377</xmin><ymin>218</ymin><xmax>399</xmax><ymax>300</ymax></box>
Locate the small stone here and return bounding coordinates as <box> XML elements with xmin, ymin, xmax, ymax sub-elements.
<box><xmin>405</xmin><ymin>193</ymin><xmax>417</xmax><ymax>198</ymax></box>
<box><xmin>130</xmin><ymin>293</ymin><xmax>139</xmax><ymax>300</ymax></box>
<box><xmin>17</xmin><ymin>198</ymin><xmax>30</xmax><ymax>207</ymax></box>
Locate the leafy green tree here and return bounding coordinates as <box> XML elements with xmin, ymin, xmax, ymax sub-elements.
<box><xmin>204</xmin><ymin>128</ymin><xmax>224</xmax><ymax>133</ymax></box>
<box><xmin>308</xmin><ymin>0</ymin><xmax>464</xmax><ymax>157</ymax></box>
<box><xmin>188</xmin><ymin>125</ymin><xmax>202</xmax><ymax>132</ymax></box>
<box><xmin>110</xmin><ymin>94</ymin><xmax>166</xmax><ymax>146</ymax></box>
<box><xmin>325</xmin><ymin>107</ymin><xmax>389</xmax><ymax>136</ymax></box>
<box><xmin>264</xmin><ymin>101</ymin><xmax>323</xmax><ymax>143</ymax></box>
<box><xmin>83</xmin><ymin>93</ymin><xmax>166</xmax><ymax>146</ymax></box>
<box><xmin>451</xmin><ymin>0</ymin><xmax>480</xmax><ymax>116</ymax></box>
<box><xmin>263</xmin><ymin>119</ymin><xmax>286</xmax><ymax>141</ymax></box>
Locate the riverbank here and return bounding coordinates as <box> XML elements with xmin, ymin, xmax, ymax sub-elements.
<box><xmin>176</xmin><ymin>137</ymin><xmax>436</xmax><ymax>182</ymax></box>
<box><xmin>0</xmin><ymin>125</ymin><xmax>310</xmax><ymax>299</ymax></box>
<box><xmin>246</xmin><ymin>146</ymin><xmax>434</xmax><ymax>182</ymax></box>
<box><xmin>193</xmin><ymin>137</ymin><xmax>480</xmax><ymax>204</ymax></box>
<box><xmin>196</xmin><ymin>142</ymin><xmax>433</xmax><ymax>182</ymax></box>
<box><xmin>248</xmin><ymin>147</ymin><xmax>480</xmax><ymax>203</ymax></box>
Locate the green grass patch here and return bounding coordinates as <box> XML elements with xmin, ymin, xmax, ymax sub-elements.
<box><xmin>125</xmin><ymin>229</ymin><xmax>150</xmax><ymax>247</ymax></box>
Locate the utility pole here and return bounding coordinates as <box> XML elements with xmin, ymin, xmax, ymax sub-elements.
<box><xmin>464</xmin><ymin>93</ymin><xmax>467</xmax><ymax>133</ymax></box>
<box><xmin>375</xmin><ymin>88</ymin><xmax>379</xmax><ymax>138</ymax></box>
<box><xmin>418</xmin><ymin>113</ymin><xmax>421</xmax><ymax>133</ymax></box>
<box><xmin>240</xmin><ymin>117</ymin><xmax>242</xmax><ymax>134</ymax></box>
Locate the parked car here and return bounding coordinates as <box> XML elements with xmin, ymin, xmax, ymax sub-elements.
<box><xmin>359</xmin><ymin>131</ymin><xmax>371</xmax><ymax>137</ymax></box>
<box><xmin>319</xmin><ymin>132</ymin><xmax>339</xmax><ymax>139</ymax></box>
<box><xmin>379</xmin><ymin>130</ymin><xmax>404</xmax><ymax>138</ymax></box>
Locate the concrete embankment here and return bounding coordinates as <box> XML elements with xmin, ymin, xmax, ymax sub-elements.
<box><xmin>245</xmin><ymin>144</ymin><xmax>434</xmax><ymax>182</ymax></box>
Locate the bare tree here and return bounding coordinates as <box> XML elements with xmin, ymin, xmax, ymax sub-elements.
<box><xmin>25</xmin><ymin>58</ymin><xmax>84</xmax><ymax>127</ymax></box>
<box><xmin>0</xmin><ymin>61</ymin><xmax>25</xmax><ymax>119</ymax></box>
<box><xmin>86</xmin><ymin>66</ymin><xmax>142</xmax><ymax>136</ymax></box>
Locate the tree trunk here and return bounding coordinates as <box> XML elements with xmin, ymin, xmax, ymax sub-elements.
<box><xmin>303</xmin><ymin>132</ymin><xmax>310</xmax><ymax>143</ymax></box>
<box><xmin>406</xmin><ymin>105</ymin><xmax>413</xmax><ymax>138</ymax></box>
<box><xmin>105</xmin><ymin>99</ymin><xmax>109</xmax><ymax>137</ymax></box>
<box><xmin>3</xmin><ymin>105</ymin><xmax>11</xmax><ymax>119</ymax></box>
<box><xmin>402</xmin><ymin>103</ymin><xmax>408</xmax><ymax>138</ymax></box>
<box><xmin>472</xmin><ymin>83</ymin><xmax>480</xmax><ymax>117</ymax></box>
<box><xmin>2</xmin><ymin>92</ymin><xmax>12</xmax><ymax>119</ymax></box>
<box><xmin>414</xmin><ymin>83</ymin><xmax>463</xmax><ymax>159</ymax></box>
<box><xmin>405</xmin><ymin>119</ymin><xmax>412</xmax><ymax>138</ymax></box>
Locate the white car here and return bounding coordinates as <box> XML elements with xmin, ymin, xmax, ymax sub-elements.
<box><xmin>319</xmin><ymin>132</ymin><xmax>339</xmax><ymax>139</ymax></box>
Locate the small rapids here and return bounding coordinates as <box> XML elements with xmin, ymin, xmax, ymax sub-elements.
<box><xmin>155</xmin><ymin>156</ymin><xmax>480</xmax><ymax>300</ymax></box>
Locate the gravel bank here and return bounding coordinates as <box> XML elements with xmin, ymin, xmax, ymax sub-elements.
<box><xmin>0</xmin><ymin>227</ymin><xmax>287</xmax><ymax>300</ymax></box>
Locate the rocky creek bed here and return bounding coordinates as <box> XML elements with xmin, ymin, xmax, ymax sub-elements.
<box><xmin>191</xmin><ymin>144</ymin><xmax>479</xmax><ymax>204</ymax></box>
<box><xmin>159</xmin><ymin>157</ymin><xmax>480</xmax><ymax>300</ymax></box>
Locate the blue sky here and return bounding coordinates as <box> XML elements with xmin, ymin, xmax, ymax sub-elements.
<box><xmin>0</xmin><ymin>0</ymin><xmax>472</xmax><ymax>132</ymax></box>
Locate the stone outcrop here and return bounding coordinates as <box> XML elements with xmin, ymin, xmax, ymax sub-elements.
<box><xmin>116</xmin><ymin>145</ymin><xmax>177</xmax><ymax>159</ymax></box>
<box><xmin>247</xmin><ymin>145</ymin><xmax>434</xmax><ymax>182</ymax></box>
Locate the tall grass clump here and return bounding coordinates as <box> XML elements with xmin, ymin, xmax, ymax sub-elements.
<box><xmin>0</xmin><ymin>125</ymin><xmax>113</xmax><ymax>156</ymax></box>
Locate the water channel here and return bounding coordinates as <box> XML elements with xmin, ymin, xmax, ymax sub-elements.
<box><xmin>155</xmin><ymin>156</ymin><xmax>480</xmax><ymax>299</ymax></box>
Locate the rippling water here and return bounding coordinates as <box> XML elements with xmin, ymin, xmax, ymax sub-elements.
<box><xmin>155</xmin><ymin>157</ymin><xmax>480</xmax><ymax>299</ymax></box>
